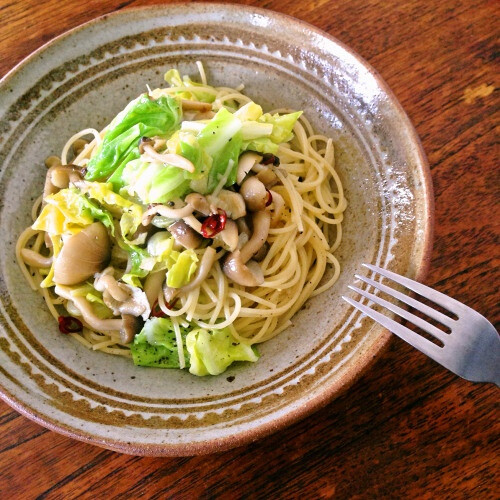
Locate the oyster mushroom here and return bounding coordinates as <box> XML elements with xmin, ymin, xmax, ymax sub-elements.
<box><xmin>43</xmin><ymin>164</ymin><xmax>84</xmax><ymax>199</ymax></box>
<box><xmin>168</xmin><ymin>220</ymin><xmax>203</xmax><ymax>249</ymax></box>
<box><xmin>240</xmin><ymin>176</ymin><xmax>268</xmax><ymax>212</ymax></box>
<box><xmin>53</xmin><ymin>222</ymin><xmax>111</xmax><ymax>285</ymax></box>
<box><xmin>222</xmin><ymin>211</ymin><xmax>271</xmax><ymax>286</ymax></box>
<box><xmin>236</xmin><ymin>152</ymin><xmax>262</xmax><ymax>184</ymax></box>
<box><xmin>120</xmin><ymin>314</ymin><xmax>144</xmax><ymax>344</ymax></box>
<box><xmin>185</xmin><ymin>193</ymin><xmax>211</xmax><ymax>216</ymax></box>
<box><xmin>207</xmin><ymin>190</ymin><xmax>246</xmax><ymax>219</ymax></box>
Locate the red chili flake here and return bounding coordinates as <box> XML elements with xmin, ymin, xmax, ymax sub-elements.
<box><xmin>261</xmin><ymin>153</ymin><xmax>280</xmax><ymax>166</ymax></box>
<box><xmin>58</xmin><ymin>316</ymin><xmax>83</xmax><ymax>334</ymax></box>
<box><xmin>265</xmin><ymin>189</ymin><xmax>273</xmax><ymax>207</ymax></box>
<box><xmin>201</xmin><ymin>209</ymin><xmax>227</xmax><ymax>238</ymax></box>
<box><xmin>151</xmin><ymin>299</ymin><xmax>177</xmax><ymax>317</ymax></box>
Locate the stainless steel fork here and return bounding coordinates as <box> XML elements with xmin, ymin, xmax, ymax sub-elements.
<box><xmin>343</xmin><ymin>264</ymin><xmax>500</xmax><ymax>385</ymax></box>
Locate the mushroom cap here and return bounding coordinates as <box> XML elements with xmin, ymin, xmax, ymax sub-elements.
<box><xmin>53</xmin><ymin>222</ymin><xmax>111</xmax><ymax>285</ymax></box>
<box><xmin>222</xmin><ymin>251</ymin><xmax>264</xmax><ymax>287</ymax></box>
<box><xmin>168</xmin><ymin>220</ymin><xmax>203</xmax><ymax>249</ymax></box>
<box><xmin>240</xmin><ymin>176</ymin><xmax>268</xmax><ymax>212</ymax></box>
<box><xmin>120</xmin><ymin>314</ymin><xmax>144</xmax><ymax>344</ymax></box>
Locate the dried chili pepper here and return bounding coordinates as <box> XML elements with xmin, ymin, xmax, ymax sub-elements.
<box><xmin>265</xmin><ymin>189</ymin><xmax>273</xmax><ymax>207</ymax></box>
<box><xmin>58</xmin><ymin>316</ymin><xmax>83</xmax><ymax>334</ymax></box>
<box><xmin>151</xmin><ymin>299</ymin><xmax>177</xmax><ymax>317</ymax></box>
<box><xmin>200</xmin><ymin>209</ymin><xmax>227</xmax><ymax>238</ymax></box>
<box><xmin>261</xmin><ymin>153</ymin><xmax>280</xmax><ymax>166</ymax></box>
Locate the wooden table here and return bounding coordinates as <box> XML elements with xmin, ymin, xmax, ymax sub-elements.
<box><xmin>0</xmin><ymin>0</ymin><xmax>498</xmax><ymax>497</ymax></box>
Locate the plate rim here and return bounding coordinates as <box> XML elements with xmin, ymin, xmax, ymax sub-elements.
<box><xmin>0</xmin><ymin>2</ymin><xmax>434</xmax><ymax>456</ymax></box>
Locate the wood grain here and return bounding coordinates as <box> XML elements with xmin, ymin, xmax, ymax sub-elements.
<box><xmin>0</xmin><ymin>0</ymin><xmax>498</xmax><ymax>498</ymax></box>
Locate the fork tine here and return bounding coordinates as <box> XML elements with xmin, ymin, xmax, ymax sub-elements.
<box><xmin>363</xmin><ymin>264</ymin><xmax>469</xmax><ymax>317</ymax></box>
<box><xmin>342</xmin><ymin>295</ymin><xmax>445</xmax><ymax>362</ymax></box>
<box><xmin>355</xmin><ymin>274</ymin><xmax>455</xmax><ymax>329</ymax></box>
<box><xmin>348</xmin><ymin>284</ymin><xmax>450</xmax><ymax>344</ymax></box>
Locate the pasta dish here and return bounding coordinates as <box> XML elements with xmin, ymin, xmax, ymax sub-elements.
<box><xmin>16</xmin><ymin>63</ymin><xmax>346</xmax><ymax>376</ymax></box>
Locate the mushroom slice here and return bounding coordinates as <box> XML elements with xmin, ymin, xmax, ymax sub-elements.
<box><xmin>240</xmin><ymin>176</ymin><xmax>268</xmax><ymax>212</ymax></box>
<box><xmin>168</xmin><ymin>220</ymin><xmax>203</xmax><ymax>249</ymax></box>
<box><xmin>181</xmin><ymin>99</ymin><xmax>213</xmax><ymax>112</ymax></box>
<box><xmin>256</xmin><ymin>167</ymin><xmax>279</xmax><ymax>189</ymax></box>
<box><xmin>144</xmin><ymin>269</ymin><xmax>167</xmax><ymax>307</ymax></box>
<box><xmin>95</xmin><ymin>268</ymin><xmax>131</xmax><ymax>302</ymax></box>
<box><xmin>142</xmin><ymin>144</ymin><xmax>195</xmax><ymax>173</ymax></box>
<box><xmin>43</xmin><ymin>164</ymin><xmax>84</xmax><ymax>199</ymax></box>
<box><xmin>20</xmin><ymin>248</ymin><xmax>52</xmax><ymax>268</ymax></box>
<box><xmin>207</xmin><ymin>190</ymin><xmax>246</xmax><ymax>219</ymax></box>
<box><xmin>53</xmin><ymin>222</ymin><xmax>111</xmax><ymax>285</ymax></box>
<box><xmin>253</xmin><ymin>242</ymin><xmax>269</xmax><ymax>262</ymax></box>
<box><xmin>185</xmin><ymin>193</ymin><xmax>211</xmax><ymax>216</ymax></box>
<box><xmin>240</xmin><ymin>211</ymin><xmax>271</xmax><ymax>263</ymax></box>
<box><xmin>120</xmin><ymin>314</ymin><xmax>144</xmax><ymax>344</ymax></box>
<box><xmin>55</xmin><ymin>285</ymin><xmax>122</xmax><ymax>332</ymax></box>
<box><xmin>222</xmin><ymin>251</ymin><xmax>264</xmax><ymax>287</ymax></box>
<box><xmin>268</xmin><ymin>190</ymin><xmax>285</xmax><ymax>226</ymax></box>
<box><xmin>142</xmin><ymin>203</ymin><xmax>194</xmax><ymax>224</ymax></box>
<box><xmin>236</xmin><ymin>152</ymin><xmax>262</xmax><ymax>185</ymax></box>
<box><xmin>95</xmin><ymin>268</ymin><xmax>151</xmax><ymax>320</ymax></box>
<box><xmin>213</xmin><ymin>219</ymin><xmax>238</xmax><ymax>252</ymax></box>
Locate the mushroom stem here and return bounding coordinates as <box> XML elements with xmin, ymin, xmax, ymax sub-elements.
<box><xmin>142</xmin><ymin>203</ymin><xmax>194</xmax><ymax>224</ymax></box>
<box><xmin>236</xmin><ymin>152</ymin><xmax>262</xmax><ymax>185</ymax></box>
<box><xmin>20</xmin><ymin>248</ymin><xmax>52</xmax><ymax>268</ymax></box>
<box><xmin>240</xmin><ymin>211</ymin><xmax>271</xmax><ymax>263</ymax></box>
<box><xmin>55</xmin><ymin>285</ymin><xmax>122</xmax><ymax>332</ymax></box>
<box><xmin>142</xmin><ymin>145</ymin><xmax>195</xmax><ymax>173</ymax></box>
<box><xmin>144</xmin><ymin>269</ymin><xmax>167</xmax><ymax>307</ymax></box>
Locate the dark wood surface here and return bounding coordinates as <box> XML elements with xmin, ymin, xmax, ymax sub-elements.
<box><xmin>1</xmin><ymin>0</ymin><xmax>498</xmax><ymax>498</ymax></box>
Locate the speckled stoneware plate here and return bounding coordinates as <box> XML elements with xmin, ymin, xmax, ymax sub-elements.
<box><xmin>0</xmin><ymin>4</ymin><xmax>433</xmax><ymax>455</ymax></box>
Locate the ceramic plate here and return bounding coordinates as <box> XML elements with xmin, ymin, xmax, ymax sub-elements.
<box><xmin>0</xmin><ymin>4</ymin><xmax>433</xmax><ymax>455</ymax></box>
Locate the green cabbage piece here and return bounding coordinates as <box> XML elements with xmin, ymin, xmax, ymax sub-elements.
<box><xmin>186</xmin><ymin>327</ymin><xmax>259</xmax><ymax>376</ymax></box>
<box><xmin>167</xmin><ymin>249</ymin><xmax>198</xmax><ymax>288</ymax></box>
<box><xmin>85</xmin><ymin>94</ymin><xmax>181</xmax><ymax>183</ymax></box>
<box><xmin>259</xmin><ymin>111</ymin><xmax>302</xmax><ymax>143</ymax></box>
<box><xmin>131</xmin><ymin>317</ymin><xmax>189</xmax><ymax>368</ymax></box>
<box><xmin>121</xmin><ymin>159</ymin><xmax>191</xmax><ymax>204</ymax></box>
<box><xmin>197</xmin><ymin>108</ymin><xmax>243</xmax><ymax>192</ymax></box>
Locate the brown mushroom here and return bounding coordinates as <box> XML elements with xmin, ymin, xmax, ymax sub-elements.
<box><xmin>185</xmin><ymin>193</ymin><xmax>211</xmax><ymax>216</ymax></box>
<box><xmin>240</xmin><ymin>211</ymin><xmax>271</xmax><ymax>262</ymax></box>
<box><xmin>222</xmin><ymin>251</ymin><xmax>264</xmax><ymax>287</ymax></box>
<box><xmin>240</xmin><ymin>176</ymin><xmax>268</xmax><ymax>212</ymax></box>
<box><xmin>142</xmin><ymin>203</ymin><xmax>194</xmax><ymax>224</ymax></box>
<box><xmin>181</xmin><ymin>99</ymin><xmax>213</xmax><ymax>112</ymax></box>
<box><xmin>207</xmin><ymin>190</ymin><xmax>246</xmax><ymax>219</ymax></box>
<box><xmin>168</xmin><ymin>220</ymin><xmax>203</xmax><ymax>249</ymax></box>
<box><xmin>95</xmin><ymin>268</ymin><xmax>150</xmax><ymax>319</ymax></box>
<box><xmin>55</xmin><ymin>285</ymin><xmax>122</xmax><ymax>332</ymax></box>
<box><xmin>253</xmin><ymin>242</ymin><xmax>269</xmax><ymax>262</ymax></box>
<box><xmin>268</xmin><ymin>190</ymin><xmax>285</xmax><ymax>226</ymax></box>
<box><xmin>213</xmin><ymin>219</ymin><xmax>239</xmax><ymax>252</ymax></box>
<box><xmin>20</xmin><ymin>248</ymin><xmax>52</xmax><ymax>268</ymax></box>
<box><xmin>256</xmin><ymin>167</ymin><xmax>279</xmax><ymax>189</ymax></box>
<box><xmin>43</xmin><ymin>164</ymin><xmax>84</xmax><ymax>199</ymax></box>
<box><xmin>144</xmin><ymin>269</ymin><xmax>167</xmax><ymax>307</ymax></box>
<box><xmin>222</xmin><ymin>211</ymin><xmax>270</xmax><ymax>287</ymax></box>
<box><xmin>53</xmin><ymin>222</ymin><xmax>111</xmax><ymax>285</ymax></box>
<box><xmin>236</xmin><ymin>152</ymin><xmax>262</xmax><ymax>185</ymax></box>
<box><xmin>142</xmin><ymin>144</ymin><xmax>195</xmax><ymax>173</ymax></box>
<box><xmin>120</xmin><ymin>314</ymin><xmax>144</xmax><ymax>344</ymax></box>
